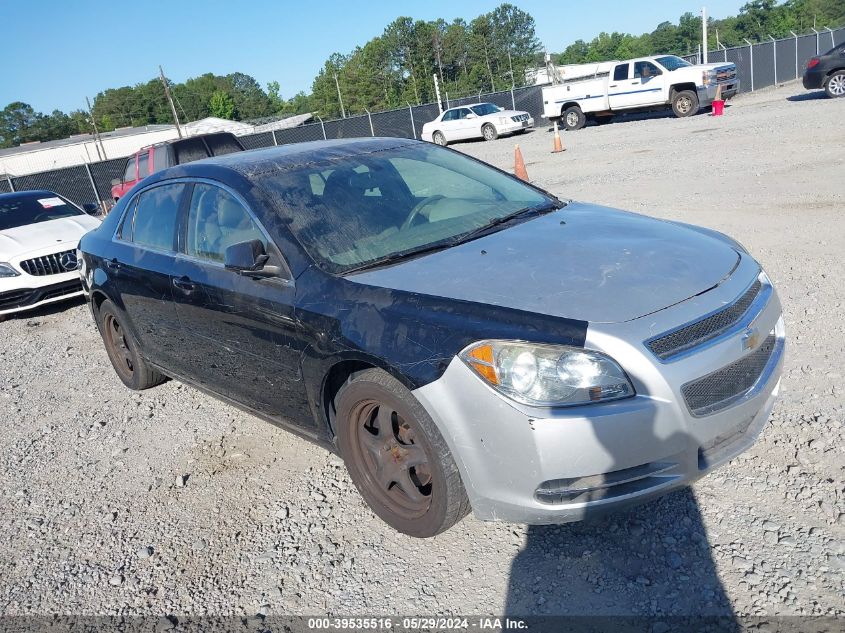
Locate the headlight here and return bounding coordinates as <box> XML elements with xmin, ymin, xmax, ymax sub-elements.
<box><xmin>460</xmin><ymin>340</ymin><xmax>635</xmax><ymax>407</ymax></box>
<box><xmin>0</xmin><ymin>263</ymin><xmax>20</xmax><ymax>278</ymax></box>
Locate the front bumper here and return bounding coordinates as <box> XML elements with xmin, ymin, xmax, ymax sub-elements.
<box><xmin>0</xmin><ymin>278</ymin><xmax>83</xmax><ymax>315</ymax></box>
<box><xmin>498</xmin><ymin>118</ymin><xmax>535</xmax><ymax>135</ymax></box>
<box><xmin>803</xmin><ymin>69</ymin><xmax>826</xmax><ymax>90</ymax></box>
<box><xmin>699</xmin><ymin>81</ymin><xmax>739</xmax><ymax>104</ymax></box>
<box><xmin>413</xmin><ymin>257</ymin><xmax>783</xmax><ymax>524</ymax></box>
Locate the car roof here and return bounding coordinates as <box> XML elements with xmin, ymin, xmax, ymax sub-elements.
<box><xmin>0</xmin><ymin>189</ymin><xmax>60</xmax><ymax>202</ymax></box>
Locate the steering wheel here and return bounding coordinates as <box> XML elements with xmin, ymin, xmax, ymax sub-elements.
<box><xmin>400</xmin><ymin>195</ymin><xmax>445</xmax><ymax>232</ymax></box>
<box><xmin>31</xmin><ymin>212</ymin><xmax>53</xmax><ymax>223</ymax></box>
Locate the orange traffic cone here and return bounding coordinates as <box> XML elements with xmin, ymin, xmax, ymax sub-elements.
<box><xmin>551</xmin><ymin>120</ymin><xmax>565</xmax><ymax>153</ymax></box>
<box><xmin>514</xmin><ymin>144</ymin><xmax>529</xmax><ymax>182</ymax></box>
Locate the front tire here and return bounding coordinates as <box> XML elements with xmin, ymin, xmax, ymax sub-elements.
<box><xmin>672</xmin><ymin>89</ymin><xmax>700</xmax><ymax>117</ymax></box>
<box><xmin>96</xmin><ymin>299</ymin><xmax>166</xmax><ymax>390</ymax></box>
<box><xmin>432</xmin><ymin>131</ymin><xmax>447</xmax><ymax>146</ymax></box>
<box><xmin>481</xmin><ymin>123</ymin><xmax>498</xmax><ymax>141</ymax></box>
<box><xmin>824</xmin><ymin>70</ymin><xmax>845</xmax><ymax>98</ymax></box>
<box><xmin>335</xmin><ymin>368</ymin><xmax>470</xmax><ymax>537</ymax></box>
<box><xmin>562</xmin><ymin>105</ymin><xmax>587</xmax><ymax>131</ymax></box>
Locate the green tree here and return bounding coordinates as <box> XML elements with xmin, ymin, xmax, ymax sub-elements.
<box><xmin>209</xmin><ymin>90</ymin><xmax>236</xmax><ymax>119</ymax></box>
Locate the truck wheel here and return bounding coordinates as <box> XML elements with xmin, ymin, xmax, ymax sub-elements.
<box><xmin>432</xmin><ymin>131</ymin><xmax>447</xmax><ymax>146</ymax></box>
<box><xmin>824</xmin><ymin>71</ymin><xmax>845</xmax><ymax>98</ymax></box>
<box><xmin>481</xmin><ymin>123</ymin><xmax>498</xmax><ymax>141</ymax></box>
<box><xmin>335</xmin><ymin>368</ymin><xmax>470</xmax><ymax>538</ymax></box>
<box><xmin>672</xmin><ymin>90</ymin><xmax>699</xmax><ymax>117</ymax></box>
<box><xmin>562</xmin><ymin>105</ymin><xmax>586</xmax><ymax>131</ymax></box>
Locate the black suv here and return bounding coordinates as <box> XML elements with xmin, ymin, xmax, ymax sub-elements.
<box><xmin>803</xmin><ymin>43</ymin><xmax>845</xmax><ymax>98</ymax></box>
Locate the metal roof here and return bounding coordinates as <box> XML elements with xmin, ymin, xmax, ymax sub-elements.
<box><xmin>0</xmin><ymin>124</ymin><xmax>173</xmax><ymax>158</ymax></box>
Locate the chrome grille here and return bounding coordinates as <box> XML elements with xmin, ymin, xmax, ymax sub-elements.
<box><xmin>647</xmin><ymin>279</ymin><xmax>762</xmax><ymax>360</ymax></box>
<box><xmin>511</xmin><ymin>114</ymin><xmax>529</xmax><ymax>122</ymax></box>
<box><xmin>682</xmin><ymin>333</ymin><xmax>776</xmax><ymax>416</ymax></box>
<box><xmin>19</xmin><ymin>250</ymin><xmax>76</xmax><ymax>276</ymax></box>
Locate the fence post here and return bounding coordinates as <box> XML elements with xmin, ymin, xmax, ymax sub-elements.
<box><xmin>825</xmin><ymin>27</ymin><xmax>835</xmax><ymax>48</ymax></box>
<box><xmin>408</xmin><ymin>103</ymin><xmax>417</xmax><ymax>139</ymax></box>
<box><xmin>791</xmin><ymin>31</ymin><xmax>798</xmax><ymax>79</ymax></box>
<box><xmin>744</xmin><ymin>39</ymin><xmax>755</xmax><ymax>91</ymax></box>
<box><xmin>769</xmin><ymin>36</ymin><xmax>777</xmax><ymax>85</ymax></box>
<box><xmin>5</xmin><ymin>175</ymin><xmax>13</xmax><ymax>192</ymax></box>
<box><xmin>811</xmin><ymin>28</ymin><xmax>819</xmax><ymax>54</ymax></box>
<box><xmin>272</xmin><ymin>130</ymin><xmax>278</xmax><ymax>146</ymax></box>
<box><xmin>83</xmin><ymin>162</ymin><xmax>99</xmax><ymax>205</ymax></box>
<box><xmin>316</xmin><ymin>115</ymin><xmax>327</xmax><ymax>140</ymax></box>
<box><xmin>510</xmin><ymin>88</ymin><xmax>516</xmax><ymax>110</ymax></box>
<box><xmin>365</xmin><ymin>108</ymin><xmax>374</xmax><ymax>136</ymax></box>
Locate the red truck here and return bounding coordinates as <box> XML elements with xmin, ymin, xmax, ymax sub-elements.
<box><xmin>110</xmin><ymin>132</ymin><xmax>245</xmax><ymax>201</ymax></box>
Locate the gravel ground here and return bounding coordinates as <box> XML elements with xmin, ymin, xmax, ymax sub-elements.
<box><xmin>1</xmin><ymin>80</ymin><xmax>843</xmax><ymax>620</ymax></box>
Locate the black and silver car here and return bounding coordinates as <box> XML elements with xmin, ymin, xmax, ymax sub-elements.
<box><xmin>803</xmin><ymin>42</ymin><xmax>845</xmax><ymax>98</ymax></box>
<box><xmin>78</xmin><ymin>138</ymin><xmax>784</xmax><ymax>537</ymax></box>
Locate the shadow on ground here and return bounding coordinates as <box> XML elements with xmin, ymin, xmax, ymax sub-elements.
<box><xmin>786</xmin><ymin>91</ymin><xmax>827</xmax><ymax>101</ymax></box>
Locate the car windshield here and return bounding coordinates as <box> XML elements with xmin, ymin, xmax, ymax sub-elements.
<box><xmin>256</xmin><ymin>143</ymin><xmax>554</xmax><ymax>274</ymax></box>
<box><xmin>0</xmin><ymin>193</ymin><xmax>83</xmax><ymax>231</ymax></box>
<box><xmin>470</xmin><ymin>103</ymin><xmax>500</xmax><ymax>116</ymax></box>
<box><xmin>656</xmin><ymin>55</ymin><xmax>692</xmax><ymax>71</ymax></box>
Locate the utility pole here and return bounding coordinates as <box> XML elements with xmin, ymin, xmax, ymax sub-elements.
<box><xmin>333</xmin><ymin>72</ymin><xmax>346</xmax><ymax>119</ymax></box>
<box><xmin>159</xmin><ymin>65</ymin><xmax>183</xmax><ymax>138</ymax></box>
<box><xmin>701</xmin><ymin>6</ymin><xmax>708</xmax><ymax>64</ymax></box>
<box><xmin>433</xmin><ymin>74</ymin><xmax>443</xmax><ymax>114</ymax></box>
<box><xmin>85</xmin><ymin>96</ymin><xmax>107</xmax><ymax>160</ymax></box>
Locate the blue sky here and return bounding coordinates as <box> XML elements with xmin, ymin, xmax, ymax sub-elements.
<box><xmin>2</xmin><ymin>0</ymin><xmax>746</xmax><ymax>113</ymax></box>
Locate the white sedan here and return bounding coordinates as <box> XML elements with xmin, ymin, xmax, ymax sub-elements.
<box><xmin>0</xmin><ymin>190</ymin><xmax>101</xmax><ymax>320</ymax></box>
<box><xmin>421</xmin><ymin>102</ymin><xmax>534</xmax><ymax>146</ymax></box>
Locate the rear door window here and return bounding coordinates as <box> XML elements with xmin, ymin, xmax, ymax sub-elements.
<box><xmin>152</xmin><ymin>146</ymin><xmax>170</xmax><ymax>171</ymax></box>
<box><xmin>613</xmin><ymin>64</ymin><xmax>630</xmax><ymax>81</ymax></box>
<box><xmin>127</xmin><ymin>183</ymin><xmax>185</xmax><ymax>251</ymax></box>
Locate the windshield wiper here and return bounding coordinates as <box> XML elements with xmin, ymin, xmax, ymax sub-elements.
<box><xmin>340</xmin><ymin>240</ymin><xmax>458</xmax><ymax>275</ymax></box>
<box><xmin>450</xmin><ymin>199</ymin><xmax>567</xmax><ymax>246</ymax></box>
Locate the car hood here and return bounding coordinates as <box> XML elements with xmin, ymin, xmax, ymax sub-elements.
<box><xmin>348</xmin><ymin>202</ymin><xmax>740</xmax><ymax>324</ymax></box>
<box><xmin>0</xmin><ymin>215</ymin><xmax>101</xmax><ymax>259</ymax></box>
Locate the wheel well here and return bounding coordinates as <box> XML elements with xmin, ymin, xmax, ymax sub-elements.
<box><xmin>560</xmin><ymin>102</ymin><xmax>582</xmax><ymax>115</ymax></box>
<box><xmin>91</xmin><ymin>290</ymin><xmax>108</xmax><ymax>314</ymax></box>
<box><xmin>827</xmin><ymin>67</ymin><xmax>845</xmax><ymax>77</ymax></box>
<box><xmin>322</xmin><ymin>360</ymin><xmax>376</xmax><ymax>437</ymax></box>
<box><xmin>670</xmin><ymin>83</ymin><xmax>698</xmax><ymax>98</ymax></box>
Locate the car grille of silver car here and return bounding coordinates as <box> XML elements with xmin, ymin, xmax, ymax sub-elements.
<box><xmin>19</xmin><ymin>250</ymin><xmax>77</xmax><ymax>276</ymax></box>
<box><xmin>681</xmin><ymin>333</ymin><xmax>777</xmax><ymax>417</ymax></box>
<box><xmin>646</xmin><ymin>279</ymin><xmax>762</xmax><ymax>360</ymax></box>
<box><xmin>511</xmin><ymin>114</ymin><xmax>529</xmax><ymax>122</ymax></box>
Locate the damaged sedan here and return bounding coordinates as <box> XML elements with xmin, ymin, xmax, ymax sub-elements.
<box><xmin>78</xmin><ymin>138</ymin><xmax>784</xmax><ymax>537</ymax></box>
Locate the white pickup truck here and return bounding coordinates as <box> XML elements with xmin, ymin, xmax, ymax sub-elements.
<box><xmin>542</xmin><ymin>55</ymin><xmax>739</xmax><ymax>130</ymax></box>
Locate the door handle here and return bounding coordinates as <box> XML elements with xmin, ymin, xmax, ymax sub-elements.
<box><xmin>632</xmin><ymin>81</ymin><xmax>640</xmax><ymax>85</ymax></box>
<box><xmin>172</xmin><ymin>276</ymin><xmax>197</xmax><ymax>292</ymax></box>
<box><xmin>609</xmin><ymin>84</ymin><xmax>617</xmax><ymax>88</ymax></box>
<box><xmin>106</xmin><ymin>258</ymin><xmax>121</xmax><ymax>271</ymax></box>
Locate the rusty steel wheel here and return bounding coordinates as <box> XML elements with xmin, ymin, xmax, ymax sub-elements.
<box><xmin>97</xmin><ymin>299</ymin><xmax>166</xmax><ymax>390</ymax></box>
<box><xmin>335</xmin><ymin>368</ymin><xmax>470</xmax><ymax>537</ymax></box>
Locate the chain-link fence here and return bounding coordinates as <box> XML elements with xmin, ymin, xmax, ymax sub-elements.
<box><xmin>5</xmin><ymin>27</ymin><xmax>841</xmax><ymax>208</ymax></box>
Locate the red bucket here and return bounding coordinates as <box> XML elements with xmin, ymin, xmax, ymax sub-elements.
<box><xmin>712</xmin><ymin>99</ymin><xmax>725</xmax><ymax>116</ymax></box>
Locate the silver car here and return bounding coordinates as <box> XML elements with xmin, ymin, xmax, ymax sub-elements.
<box><xmin>79</xmin><ymin>138</ymin><xmax>783</xmax><ymax>537</ymax></box>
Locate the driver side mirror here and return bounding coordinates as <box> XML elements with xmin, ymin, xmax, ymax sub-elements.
<box><xmin>497</xmin><ymin>106</ymin><xmax>505</xmax><ymax>112</ymax></box>
<box><xmin>224</xmin><ymin>239</ymin><xmax>280</xmax><ymax>278</ymax></box>
<box><xmin>82</xmin><ymin>203</ymin><xmax>99</xmax><ymax>215</ymax></box>
<box><xmin>465</xmin><ymin>113</ymin><xmax>478</xmax><ymax>119</ymax></box>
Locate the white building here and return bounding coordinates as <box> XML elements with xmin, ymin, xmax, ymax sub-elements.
<box><xmin>0</xmin><ymin>114</ymin><xmax>313</xmax><ymax>177</ymax></box>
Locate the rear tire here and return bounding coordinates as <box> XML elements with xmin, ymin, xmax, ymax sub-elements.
<box><xmin>481</xmin><ymin>123</ymin><xmax>498</xmax><ymax>141</ymax></box>
<box><xmin>671</xmin><ymin>90</ymin><xmax>699</xmax><ymax>117</ymax></box>
<box><xmin>432</xmin><ymin>131</ymin><xmax>447</xmax><ymax>146</ymax></box>
<box><xmin>96</xmin><ymin>299</ymin><xmax>166</xmax><ymax>390</ymax></box>
<box><xmin>335</xmin><ymin>368</ymin><xmax>470</xmax><ymax>537</ymax></box>
<box><xmin>824</xmin><ymin>70</ymin><xmax>845</xmax><ymax>98</ymax></box>
<box><xmin>562</xmin><ymin>105</ymin><xmax>586</xmax><ymax>131</ymax></box>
